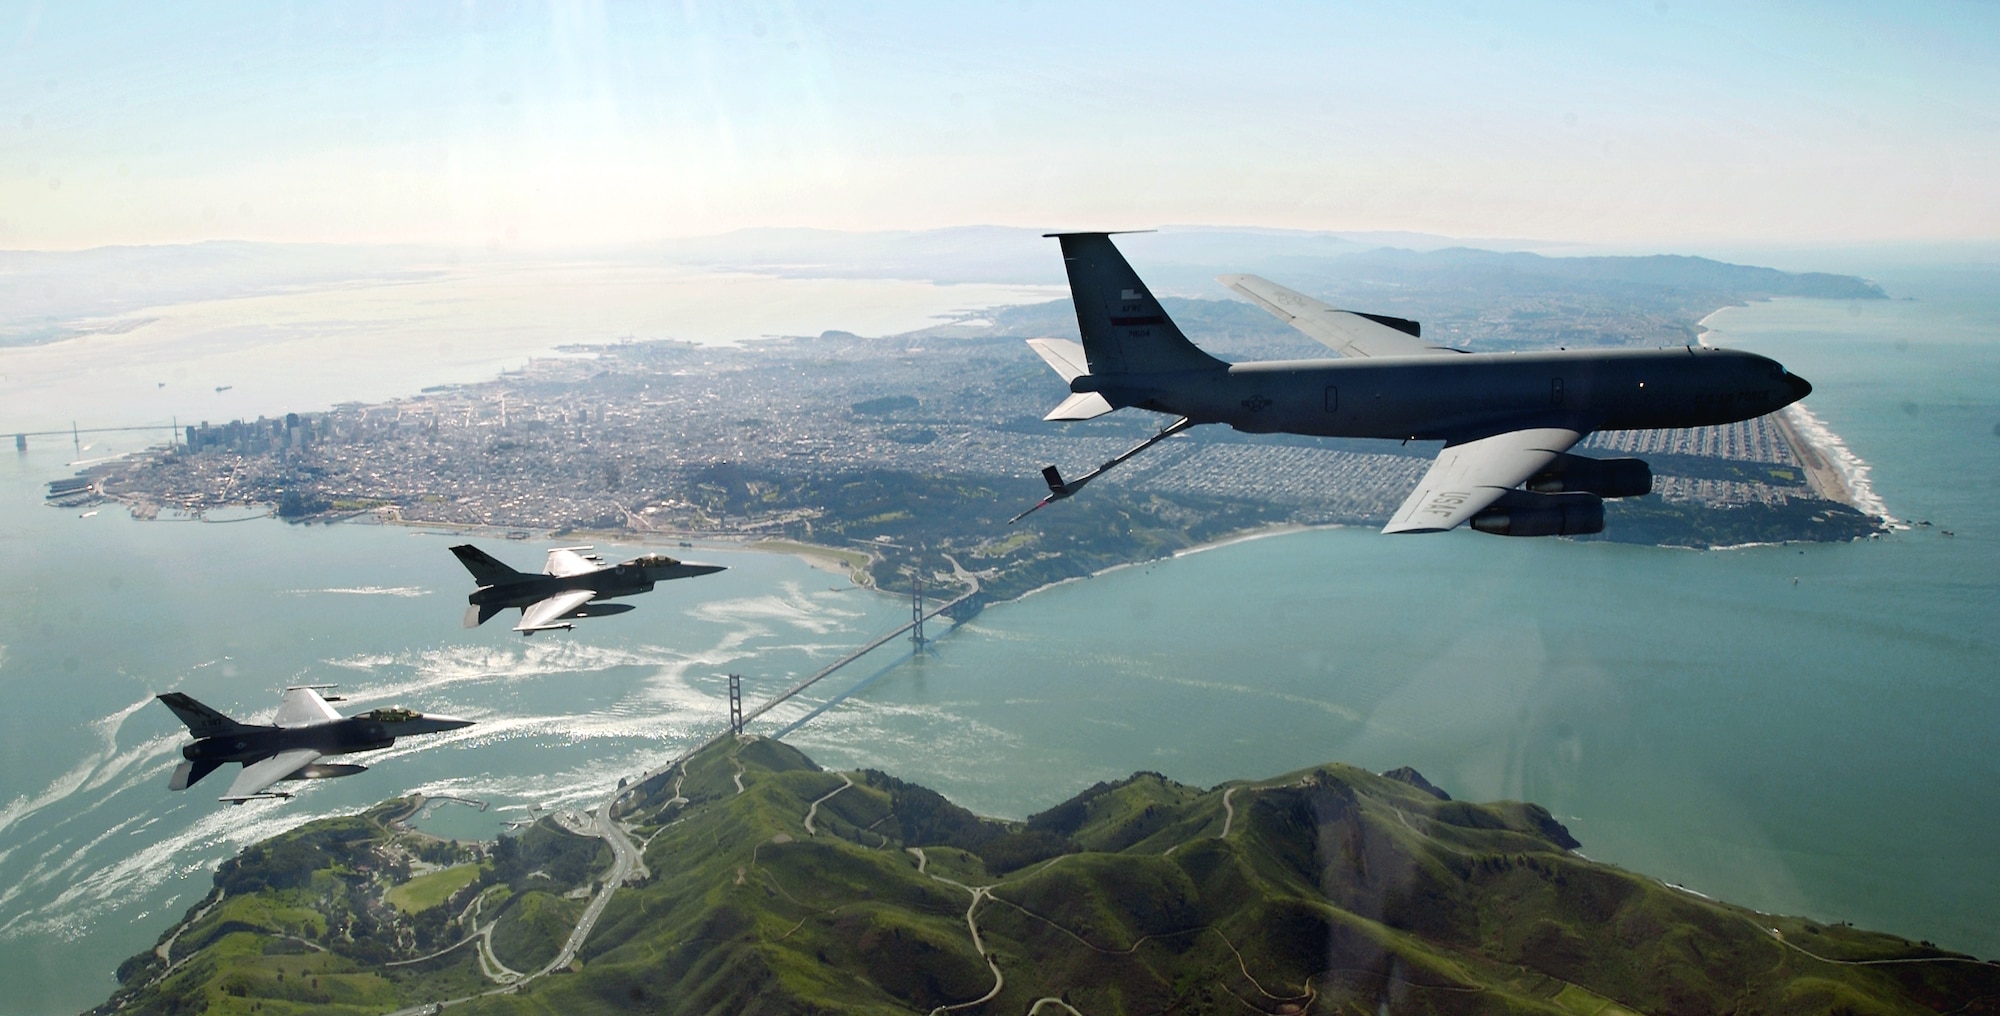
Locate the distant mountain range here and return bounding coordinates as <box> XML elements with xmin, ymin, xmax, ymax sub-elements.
<box><xmin>621</xmin><ymin>225</ymin><xmax>1889</xmax><ymax>301</ymax></box>
<box><xmin>1</xmin><ymin>226</ymin><xmax>1884</xmax><ymax>349</ymax></box>
<box><xmin>97</xmin><ymin>737</ymin><xmax>1997</xmax><ymax>1015</ymax></box>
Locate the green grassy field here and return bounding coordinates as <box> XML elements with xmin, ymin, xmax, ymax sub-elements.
<box><xmin>385</xmin><ymin>863</ymin><xmax>483</xmax><ymax>914</ymax></box>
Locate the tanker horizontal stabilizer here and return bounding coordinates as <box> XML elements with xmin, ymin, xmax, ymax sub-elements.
<box><xmin>1027</xmin><ymin>338</ymin><xmax>1115</xmax><ymax>420</ymax></box>
<box><xmin>1043</xmin><ymin>392</ymin><xmax>1115</xmax><ymax>421</ymax></box>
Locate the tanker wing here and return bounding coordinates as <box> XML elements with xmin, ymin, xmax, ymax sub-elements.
<box><xmin>1383</xmin><ymin>428</ymin><xmax>1584</xmax><ymax>534</ymax></box>
<box><xmin>1218</xmin><ymin>274</ymin><xmax>1455</xmax><ymax>358</ymax></box>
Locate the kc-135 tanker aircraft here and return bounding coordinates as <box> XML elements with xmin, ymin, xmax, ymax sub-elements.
<box><xmin>1013</xmin><ymin>232</ymin><xmax>1815</xmax><ymax>536</ymax></box>
<box><xmin>156</xmin><ymin>687</ymin><xmax>472</xmax><ymax>802</ymax></box>
<box><xmin>452</xmin><ymin>543</ymin><xmax>725</xmax><ymax>634</ymax></box>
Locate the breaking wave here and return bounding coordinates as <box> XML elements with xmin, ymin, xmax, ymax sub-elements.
<box><xmin>1782</xmin><ymin>403</ymin><xmax>1892</xmax><ymax>520</ymax></box>
<box><xmin>1</xmin><ymin>802</ymin><xmax>337</xmax><ymax>942</ymax></box>
<box><xmin>689</xmin><ymin>583</ymin><xmax>869</xmax><ymax>635</ymax></box>
<box><xmin>0</xmin><ymin>569</ymin><xmax>906</xmax><ymax>963</ymax></box>
<box><xmin>0</xmin><ymin>696</ymin><xmax>158</xmax><ymax>838</ymax></box>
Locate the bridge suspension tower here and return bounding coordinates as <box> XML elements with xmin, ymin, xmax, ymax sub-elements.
<box><xmin>727</xmin><ymin>674</ymin><xmax>744</xmax><ymax>735</ymax></box>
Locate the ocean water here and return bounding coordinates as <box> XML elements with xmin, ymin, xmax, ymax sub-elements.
<box><xmin>1</xmin><ymin>267</ymin><xmax>1996</xmax><ymax>1014</ymax></box>
<box><xmin>0</xmin><ymin>479</ymin><xmax>923</xmax><ymax>1011</ymax></box>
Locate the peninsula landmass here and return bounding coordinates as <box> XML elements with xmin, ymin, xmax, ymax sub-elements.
<box><xmin>59</xmin><ymin>285</ymin><xmax>1884</xmax><ymax>604</ymax></box>
<box><xmin>96</xmin><ymin>737</ymin><xmax>1999</xmax><ymax>1015</ymax></box>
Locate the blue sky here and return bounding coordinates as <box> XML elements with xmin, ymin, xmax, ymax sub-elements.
<box><xmin>3</xmin><ymin>1</ymin><xmax>1996</xmax><ymax>249</ymax></box>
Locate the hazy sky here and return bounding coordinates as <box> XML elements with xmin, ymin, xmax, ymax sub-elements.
<box><xmin>4</xmin><ymin>1</ymin><xmax>1996</xmax><ymax>250</ymax></box>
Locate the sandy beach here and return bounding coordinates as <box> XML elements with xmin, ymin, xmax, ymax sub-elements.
<box><xmin>1772</xmin><ymin>405</ymin><xmax>1856</xmax><ymax>504</ymax></box>
<box><xmin>745</xmin><ymin>538</ymin><xmax>876</xmax><ymax>582</ymax></box>
<box><xmin>1698</xmin><ymin>304</ymin><xmax>1888</xmax><ymax>521</ymax></box>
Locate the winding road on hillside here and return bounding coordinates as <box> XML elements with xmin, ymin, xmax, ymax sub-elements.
<box><xmin>384</xmin><ymin>562</ymin><xmax>981</xmax><ymax>1013</ymax></box>
<box><xmin>540</xmin><ymin>794</ymin><xmax>643</xmax><ymax>974</ymax></box>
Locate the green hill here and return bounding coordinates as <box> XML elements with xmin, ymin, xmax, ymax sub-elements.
<box><xmin>97</xmin><ymin>740</ymin><xmax>2000</xmax><ymax>1015</ymax></box>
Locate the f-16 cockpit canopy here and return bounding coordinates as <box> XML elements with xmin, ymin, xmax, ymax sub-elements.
<box><xmin>361</xmin><ymin>707</ymin><xmax>421</xmax><ymax>723</ymax></box>
<box><xmin>632</xmin><ymin>554</ymin><xmax>684</xmax><ymax>567</ymax></box>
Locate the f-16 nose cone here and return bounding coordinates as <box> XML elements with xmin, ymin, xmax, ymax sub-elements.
<box><xmin>657</xmin><ymin>561</ymin><xmax>726</xmax><ymax>579</ymax></box>
<box><xmin>422</xmin><ymin>714</ymin><xmax>475</xmax><ymax>733</ymax></box>
<box><xmin>1783</xmin><ymin>371</ymin><xmax>1812</xmax><ymax>402</ymax></box>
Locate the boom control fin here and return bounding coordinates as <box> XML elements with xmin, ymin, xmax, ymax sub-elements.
<box><xmin>1008</xmin><ymin>417</ymin><xmax>1194</xmax><ymax>524</ymax></box>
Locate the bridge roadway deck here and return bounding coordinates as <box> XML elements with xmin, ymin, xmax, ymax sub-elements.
<box><xmin>667</xmin><ymin>584</ymin><xmax>975</xmax><ymax>773</ymax></box>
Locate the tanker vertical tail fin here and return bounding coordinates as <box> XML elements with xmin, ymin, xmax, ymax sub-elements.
<box><xmin>1047</xmin><ymin>232</ymin><xmax>1228</xmax><ymax>376</ymax></box>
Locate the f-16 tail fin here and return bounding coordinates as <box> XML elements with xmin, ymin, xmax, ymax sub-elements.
<box><xmin>451</xmin><ymin>544</ymin><xmax>524</xmax><ymax>587</ymax></box>
<box><xmin>156</xmin><ymin>692</ymin><xmax>247</xmax><ymax>739</ymax></box>
<box><xmin>169</xmin><ymin>758</ymin><xmax>225</xmax><ymax>791</ymax></box>
<box><xmin>1046</xmin><ymin>232</ymin><xmax>1227</xmax><ymax>376</ymax></box>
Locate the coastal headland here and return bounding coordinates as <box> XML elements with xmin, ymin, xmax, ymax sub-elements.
<box><xmin>94</xmin><ymin>736</ymin><xmax>2000</xmax><ymax>1015</ymax></box>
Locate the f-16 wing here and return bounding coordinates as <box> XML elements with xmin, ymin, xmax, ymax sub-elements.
<box><xmin>1219</xmin><ymin>275</ymin><xmax>1458</xmax><ymax>359</ymax></box>
<box><xmin>1383</xmin><ymin>428</ymin><xmax>1584</xmax><ymax>534</ymax></box>
<box><xmin>543</xmin><ymin>547</ymin><xmax>601</xmax><ymax>577</ymax></box>
<box><xmin>220</xmin><ymin>748</ymin><xmax>322</xmax><ymax>802</ymax></box>
<box><xmin>273</xmin><ymin>686</ymin><xmax>342</xmax><ymax>728</ymax></box>
<box><xmin>517</xmin><ymin>588</ymin><xmax>597</xmax><ymax>632</ymax></box>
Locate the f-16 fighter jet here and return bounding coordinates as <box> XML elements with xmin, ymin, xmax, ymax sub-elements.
<box><xmin>157</xmin><ymin>686</ymin><xmax>471</xmax><ymax>802</ymax></box>
<box><xmin>1012</xmin><ymin>232</ymin><xmax>1814</xmax><ymax>536</ymax></box>
<box><xmin>451</xmin><ymin>543</ymin><xmax>725</xmax><ymax>634</ymax></box>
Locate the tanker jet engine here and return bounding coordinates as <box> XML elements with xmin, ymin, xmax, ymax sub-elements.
<box><xmin>452</xmin><ymin>543</ymin><xmax>725</xmax><ymax>634</ymax></box>
<box><xmin>1011</xmin><ymin>232</ymin><xmax>1814</xmax><ymax>536</ymax></box>
<box><xmin>157</xmin><ymin>687</ymin><xmax>471</xmax><ymax>802</ymax></box>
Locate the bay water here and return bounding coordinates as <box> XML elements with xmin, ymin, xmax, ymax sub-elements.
<box><xmin>2</xmin><ymin>266</ymin><xmax>1996</xmax><ymax>1014</ymax></box>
